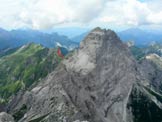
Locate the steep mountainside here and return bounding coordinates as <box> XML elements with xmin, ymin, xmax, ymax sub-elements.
<box><xmin>0</xmin><ymin>43</ymin><xmax>65</xmax><ymax>105</ymax></box>
<box><xmin>140</xmin><ymin>54</ymin><xmax>162</xmax><ymax>93</ymax></box>
<box><xmin>4</xmin><ymin>28</ymin><xmax>162</xmax><ymax>122</ymax></box>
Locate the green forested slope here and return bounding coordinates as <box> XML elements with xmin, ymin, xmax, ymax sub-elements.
<box><xmin>0</xmin><ymin>43</ymin><xmax>63</xmax><ymax>103</ymax></box>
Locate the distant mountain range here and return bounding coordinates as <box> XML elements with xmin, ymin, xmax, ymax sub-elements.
<box><xmin>118</xmin><ymin>28</ymin><xmax>162</xmax><ymax>46</ymax></box>
<box><xmin>71</xmin><ymin>32</ymin><xmax>89</xmax><ymax>43</ymax></box>
<box><xmin>46</xmin><ymin>27</ymin><xmax>90</xmax><ymax>38</ymax></box>
<box><xmin>1</xmin><ymin>27</ymin><xmax>162</xmax><ymax>51</ymax></box>
<box><xmin>0</xmin><ymin>28</ymin><xmax>78</xmax><ymax>50</ymax></box>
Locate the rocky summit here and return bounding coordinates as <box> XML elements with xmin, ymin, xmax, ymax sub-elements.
<box><xmin>4</xmin><ymin>28</ymin><xmax>162</xmax><ymax>122</ymax></box>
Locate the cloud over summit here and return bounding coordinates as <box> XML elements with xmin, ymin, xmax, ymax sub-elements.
<box><xmin>0</xmin><ymin>0</ymin><xmax>162</xmax><ymax>29</ymax></box>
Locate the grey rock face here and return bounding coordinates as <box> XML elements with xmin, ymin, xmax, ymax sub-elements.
<box><xmin>61</xmin><ymin>28</ymin><xmax>144</xmax><ymax>122</ymax></box>
<box><xmin>8</xmin><ymin>71</ymin><xmax>79</xmax><ymax>122</ymax></box>
<box><xmin>140</xmin><ymin>55</ymin><xmax>162</xmax><ymax>93</ymax></box>
<box><xmin>0</xmin><ymin>112</ymin><xmax>14</xmax><ymax>122</ymax></box>
<box><xmin>7</xmin><ymin>27</ymin><xmax>162</xmax><ymax>122</ymax></box>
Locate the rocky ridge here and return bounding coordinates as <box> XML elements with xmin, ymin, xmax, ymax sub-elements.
<box><xmin>3</xmin><ymin>27</ymin><xmax>162</xmax><ymax>122</ymax></box>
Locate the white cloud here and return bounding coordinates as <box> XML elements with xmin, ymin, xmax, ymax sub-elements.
<box><xmin>98</xmin><ymin>0</ymin><xmax>162</xmax><ymax>27</ymax></box>
<box><xmin>99</xmin><ymin>16</ymin><xmax>116</xmax><ymax>23</ymax></box>
<box><xmin>98</xmin><ymin>0</ymin><xmax>151</xmax><ymax>26</ymax></box>
<box><xmin>147</xmin><ymin>12</ymin><xmax>162</xmax><ymax>25</ymax></box>
<box><xmin>13</xmin><ymin>0</ymin><xmax>107</xmax><ymax>29</ymax></box>
<box><xmin>0</xmin><ymin>0</ymin><xmax>162</xmax><ymax>29</ymax></box>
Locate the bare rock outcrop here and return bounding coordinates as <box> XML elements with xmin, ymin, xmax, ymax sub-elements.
<box><xmin>6</xmin><ymin>27</ymin><xmax>162</xmax><ymax>122</ymax></box>
<box><xmin>0</xmin><ymin>112</ymin><xmax>14</xmax><ymax>122</ymax></box>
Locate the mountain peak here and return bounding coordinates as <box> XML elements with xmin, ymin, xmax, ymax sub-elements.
<box><xmin>91</xmin><ymin>27</ymin><xmax>103</xmax><ymax>31</ymax></box>
<box><xmin>18</xmin><ymin>27</ymin><xmax>139</xmax><ymax>122</ymax></box>
<box><xmin>64</xmin><ymin>28</ymin><xmax>130</xmax><ymax>75</ymax></box>
<box><xmin>90</xmin><ymin>27</ymin><xmax>116</xmax><ymax>36</ymax></box>
<box><xmin>80</xmin><ymin>27</ymin><xmax>123</xmax><ymax>52</ymax></box>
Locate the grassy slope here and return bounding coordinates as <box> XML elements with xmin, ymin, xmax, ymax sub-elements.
<box><xmin>0</xmin><ymin>43</ymin><xmax>63</xmax><ymax>103</ymax></box>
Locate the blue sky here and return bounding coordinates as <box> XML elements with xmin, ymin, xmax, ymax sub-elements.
<box><xmin>138</xmin><ymin>0</ymin><xmax>146</xmax><ymax>2</ymax></box>
<box><xmin>0</xmin><ymin>0</ymin><xmax>162</xmax><ymax>30</ymax></box>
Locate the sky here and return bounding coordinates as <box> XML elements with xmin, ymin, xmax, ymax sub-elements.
<box><xmin>0</xmin><ymin>0</ymin><xmax>162</xmax><ymax>30</ymax></box>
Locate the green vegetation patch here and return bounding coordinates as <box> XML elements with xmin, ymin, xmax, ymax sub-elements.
<box><xmin>0</xmin><ymin>43</ymin><xmax>64</xmax><ymax>103</ymax></box>
<box><xmin>130</xmin><ymin>46</ymin><xmax>145</xmax><ymax>60</ymax></box>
